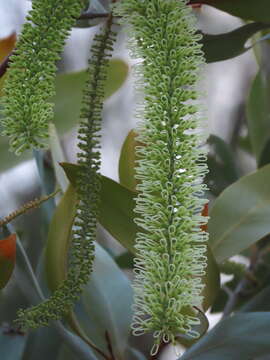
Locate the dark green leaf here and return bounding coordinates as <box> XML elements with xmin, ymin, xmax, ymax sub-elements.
<box><xmin>54</xmin><ymin>322</ymin><xmax>98</xmax><ymax>360</ymax></box>
<box><xmin>206</xmin><ymin>135</ymin><xmax>239</xmax><ymax>196</ymax></box>
<box><xmin>190</xmin><ymin>0</ymin><xmax>270</xmax><ymax>22</ymax></box>
<box><xmin>76</xmin><ymin>243</ymin><xmax>133</xmax><ymax>360</ymax></box>
<box><xmin>181</xmin><ymin>312</ymin><xmax>270</xmax><ymax>360</ymax></box>
<box><xmin>202</xmin><ymin>246</ymin><xmax>220</xmax><ymax>310</ymax></box>
<box><xmin>124</xmin><ymin>347</ymin><xmax>147</xmax><ymax>360</ymax></box>
<box><xmin>247</xmin><ymin>70</ymin><xmax>270</xmax><ymax>165</ymax></box>
<box><xmin>240</xmin><ymin>286</ymin><xmax>270</xmax><ymax>312</ymax></box>
<box><xmin>22</xmin><ymin>327</ymin><xmax>62</xmax><ymax>360</ymax></box>
<box><xmin>209</xmin><ymin>164</ymin><xmax>270</xmax><ymax>263</ymax></box>
<box><xmin>115</xmin><ymin>251</ymin><xmax>134</xmax><ymax>269</ymax></box>
<box><xmin>119</xmin><ymin>129</ymin><xmax>138</xmax><ymax>191</ymax></box>
<box><xmin>99</xmin><ymin>176</ymin><xmax>137</xmax><ymax>254</ymax></box>
<box><xmin>201</xmin><ymin>23</ymin><xmax>270</xmax><ymax>63</ymax></box>
<box><xmin>61</xmin><ymin>162</ymin><xmax>137</xmax><ymax>253</ymax></box>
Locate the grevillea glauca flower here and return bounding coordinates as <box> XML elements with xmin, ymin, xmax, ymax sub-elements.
<box><xmin>114</xmin><ymin>0</ymin><xmax>209</xmax><ymax>354</ymax></box>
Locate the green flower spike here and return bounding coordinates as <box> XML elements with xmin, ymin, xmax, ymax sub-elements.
<box><xmin>114</xmin><ymin>0</ymin><xmax>209</xmax><ymax>354</ymax></box>
<box><xmin>1</xmin><ymin>0</ymin><xmax>85</xmax><ymax>154</ymax></box>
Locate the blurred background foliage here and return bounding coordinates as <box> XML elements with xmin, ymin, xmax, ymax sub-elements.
<box><xmin>1</xmin><ymin>0</ymin><xmax>270</xmax><ymax>359</ymax></box>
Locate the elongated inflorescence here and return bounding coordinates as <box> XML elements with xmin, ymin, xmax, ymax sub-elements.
<box><xmin>1</xmin><ymin>0</ymin><xmax>85</xmax><ymax>154</ymax></box>
<box><xmin>114</xmin><ymin>0</ymin><xmax>208</xmax><ymax>354</ymax></box>
<box><xmin>16</xmin><ymin>18</ymin><xmax>116</xmax><ymax>329</ymax></box>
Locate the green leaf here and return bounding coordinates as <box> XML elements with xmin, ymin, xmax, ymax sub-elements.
<box><xmin>247</xmin><ymin>70</ymin><xmax>270</xmax><ymax>165</ymax></box>
<box><xmin>201</xmin><ymin>246</ymin><xmax>220</xmax><ymax>310</ymax></box>
<box><xmin>180</xmin><ymin>312</ymin><xmax>270</xmax><ymax>360</ymax></box>
<box><xmin>0</xmin><ymin>234</ymin><xmax>16</xmax><ymax>289</ymax></box>
<box><xmin>61</xmin><ymin>162</ymin><xmax>137</xmax><ymax>253</ymax></box>
<box><xmin>240</xmin><ymin>286</ymin><xmax>270</xmax><ymax>312</ymax></box>
<box><xmin>46</xmin><ymin>185</ymin><xmax>76</xmax><ymax>290</ymax></box>
<box><xmin>206</xmin><ymin>135</ymin><xmax>239</xmax><ymax>196</ymax></box>
<box><xmin>119</xmin><ymin>130</ymin><xmax>138</xmax><ymax>191</ymax></box>
<box><xmin>115</xmin><ymin>251</ymin><xmax>134</xmax><ymax>269</ymax></box>
<box><xmin>209</xmin><ymin>164</ymin><xmax>270</xmax><ymax>263</ymax></box>
<box><xmin>99</xmin><ymin>175</ymin><xmax>137</xmax><ymax>254</ymax></box>
<box><xmin>22</xmin><ymin>327</ymin><xmax>62</xmax><ymax>360</ymax></box>
<box><xmin>48</xmin><ymin>123</ymin><xmax>69</xmax><ymax>192</ymax></box>
<box><xmin>54</xmin><ymin>322</ymin><xmax>98</xmax><ymax>360</ymax></box>
<box><xmin>0</xmin><ymin>325</ymin><xmax>27</xmax><ymax>360</ymax></box>
<box><xmin>201</xmin><ymin>23</ymin><xmax>270</xmax><ymax>63</ymax></box>
<box><xmin>53</xmin><ymin>59</ymin><xmax>129</xmax><ymax>134</ymax></box>
<box><xmin>124</xmin><ymin>347</ymin><xmax>147</xmax><ymax>360</ymax></box>
<box><xmin>190</xmin><ymin>0</ymin><xmax>270</xmax><ymax>22</ymax></box>
<box><xmin>76</xmin><ymin>243</ymin><xmax>133</xmax><ymax>360</ymax></box>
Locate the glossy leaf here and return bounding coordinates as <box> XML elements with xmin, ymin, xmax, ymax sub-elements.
<box><xmin>209</xmin><ymin>164</ymin><xmax>270</xmax><ymax>263</ymax></box>
<box><xmin>189</xmin><ymin>0</ymin><xmax>270</xmax><ymax>22</ymax></box>
<box><xmin>202</xmin><ymin>245</ymin><xmax>220</xmax><ymax>310</ymax></box>
<box><xmin>53</xmin><ymin>59</ymin><xmax>129</xmax><ymax>134</ymax></box>
<box><xmin>61</xmin><ymin>162</ymin><xmax>137</xmax><ymax>253</ymax></box>
<box><xmin>0</xmin><ymin>325</ymin><xmax>27</xmax><ymax>360</ymax></box>
<box><xmin>180</xmin><ymin>312</ymin><xmax>270</xmax><ymax>360</ymax></box>
<box><xmin>48</xmin><ymin>123</ymin><xmax>69</xmax><ymax>192</ymax></box>
<box><xmin>46</xmin><ymin>185</ymin><xmax>76</xmax><ymax>290</ymax></box>
<box><xmin>22</xmin><ymin>327</ymin><xmax>62</xmax><ymax>360</ymax></box>
<box><xmin>206</xmin><ymin>135</ymin><xmax>239</xmax><ymax>196</ymax></box>
<box><xmin>201</xmin><ymin>23</ymin><xmax>270</xmax><ymax>63</ymax></box>
<box><xmin>54</xmin><ymin>322</ymin><xmax>98</xmax><ymax>360</ymax></box>
<box><xmin>0</xmin><ymin>233</ymin><xmax>16</xmax><ymax>289</ymax></box>
<box><xmin>247</xmin><ymin>70</ymin><xmax>270</xmax><ymax>165</ymax></box>
<box><xmin>125</xmin><ymin>348</ymin><xmax>147</xmax><ymax>360</ymax></box>
<box><xmin>119</xmin><ymin>129</ymin><xmax>138</xmax><ymax>191</ymax></box>
<box><xmin>240</xmin><ymin>286</ymin><xmax>270</xmax><ymax>312</ymax></box>
<box><xmin>76</xmin><ymin>243</ymin><xmax>133</xmax><ymax>360</ymax></box>
<box><xmin>99</xmin><ymin>175</ymin><xmax>137</xmax><ymax>253</ymax></box>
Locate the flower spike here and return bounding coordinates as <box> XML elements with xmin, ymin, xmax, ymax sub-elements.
<box><xmin>114</xmin><ymin>0</ymin><xmax>209</xmax><ymax>353</ymax></box>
